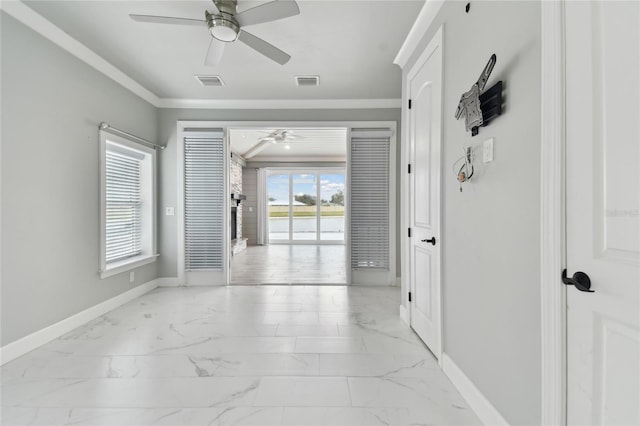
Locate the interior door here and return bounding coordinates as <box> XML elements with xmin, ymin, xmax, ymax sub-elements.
<box><xmin>408</xmin><ymin>28</ymin><xmax>442</xmax><ymax>357</ymax></box>
<box><xmin>565</xmin><ymin>2</ymin><xmax>640</xmax><ymax>424</ymax></box>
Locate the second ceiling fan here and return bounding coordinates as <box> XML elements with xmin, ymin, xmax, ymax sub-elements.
<box><xmin>130</xmin><ymin>0</ymin><xmax>299</xmax><ymax>65</ymax></box>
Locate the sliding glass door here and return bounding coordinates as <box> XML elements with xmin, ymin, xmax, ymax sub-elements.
<box><xmin>267</xmin><ymin>169</ymin><xmax>345</xmax><ymax>243</ymax></box>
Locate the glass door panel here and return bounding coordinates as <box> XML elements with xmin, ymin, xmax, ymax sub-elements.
<box><xmin>267</xmin><ymin>174</ymin><xmax>290</xmax><ymax>241</ymax></box>
<box><xmin>320</xmin><ymin>173</ymin><xmax>346</xmax><ymax>241</ymax></box>
<box><xmin>292</xmin><ymin>174</ymin><xmax>317</xmax><ymax>240</ymax></box>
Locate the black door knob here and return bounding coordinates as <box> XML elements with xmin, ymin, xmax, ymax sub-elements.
<box><xmin>562</xmin><ymin>269</ymin><xmax>594</xmax><ymax>293</ymax></box>
<box><xmin>421</xmin><ymin>237</ymin><xmax>436</xmax><ymax>246</ymax></box>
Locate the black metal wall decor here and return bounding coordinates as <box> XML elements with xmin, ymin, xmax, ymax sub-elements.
<box><xmin>455</xmin><ymin>54</ymin><xmax>504</xmax><ymax>136</ymax></box>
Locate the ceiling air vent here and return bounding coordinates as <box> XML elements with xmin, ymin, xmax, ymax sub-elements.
<box><xmin>295</xmin><ymin>75</ymin><xmax>320</xmax><ymax>87</ymax></box>
<box><xmin>195</xmin><ymin>75</ymin><xmax>225</xmax><ymax>86</ymax></box>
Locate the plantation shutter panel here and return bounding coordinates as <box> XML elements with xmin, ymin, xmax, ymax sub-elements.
<box><xmin>184</xmin><ymin>133</ymin><xmax>225</xmax><ymax>270</ymax></box>
<box><xmin>350</xmin><ymin>129</ymin><xmax>391</xmax><ymax>270</ymax></box>
<box><xmin>105</xmin><ymin>145</ymin><xmax>143</xmax><ymax>263</ymax></box>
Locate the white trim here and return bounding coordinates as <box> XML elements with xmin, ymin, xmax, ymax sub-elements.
<box><xmin>393</xmin><ymin>0</ymin><xmax>445</xmax><ymax>69</ymax></box>
<box><xmin>0</xmin><ymin>0</ymin><xmax>159</xmax><ymax>107</ymax></box>
<box><xmin>248</xmin><ymin>156</ymin><xmax>347</xmax><ymax>163</ymax></box>
<box><xmin>0</xmin><ymin>279</ymin><xmax>158</xmax><ymax>365</ymax></box>
<box><xmin>158</xmin><ymin>98</ymin><xmax>401</xmax><ymax>110</ymax></box>
<box><xmin>399</xmin><ymin>304</ymin><xmax>409</xmax><ymax>326</ymax></box>
<box><xmin>157</xmin><ymin>277</ymin><xmax>183</xmax><ymax>287</ymax></box>
<box><xmin>540</xmin><ymin>1</ymin><xmax>567</xmax><ymax>425</ymax></box>
<box><xmin>100</xmin><ymin>254</ymin><xmax>158</xmax><ymax>279</ymax></box>
<box><xmin>442</xmin><ymin>353</ymin><xmax>509</xmax><ymax>426</ymax></box>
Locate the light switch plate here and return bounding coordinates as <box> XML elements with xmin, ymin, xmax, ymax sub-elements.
<box><xmin>483</xmin><ymin>138</ymin><xmax>494</xmax><ymax>163</ymax></box>
<box><xmin>165</xmin><ymin>207</ymin><xmax>175</xmax><ymax>216</ymax></box>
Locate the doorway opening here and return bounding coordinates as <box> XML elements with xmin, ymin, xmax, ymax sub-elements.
<box><xmin>228</xmin><ymin>127</ymin><xmax>348</xmax><ymax>285</ymax></box>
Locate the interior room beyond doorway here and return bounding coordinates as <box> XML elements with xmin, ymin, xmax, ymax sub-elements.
<box><xmin>229</xmin><ymin>127</ymin><xmax>348</xmax><ymax>285</ymax></box>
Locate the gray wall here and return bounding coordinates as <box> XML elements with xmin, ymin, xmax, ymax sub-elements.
<box><xmin>242</xmin><ymin>168</ymin><xmax>258</xmax><ymax>245</ymax></box>
<box><xmin>401</xmin><ymin>2</ymin><xmax>542</xmax><ymax>424</ymax></box>
<box><xmin>158</xmin><ymin>109</ymin><xmax>401</xmax><ymax>278</ymax></box>
<box><xmin>1</xmin><ymin>14</ymin><xmax>159</xmax><ymax>346</ymax></box>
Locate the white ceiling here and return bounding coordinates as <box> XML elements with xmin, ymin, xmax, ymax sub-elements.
<box><xmin>229</xmin><ymin>127</ymin><xmax>347</xmax><ymax>161</ymax></box>
<box><xmin>24</xmin><ymin>0</ymin><xmax>423</xmax><ymax>101</ymax></box>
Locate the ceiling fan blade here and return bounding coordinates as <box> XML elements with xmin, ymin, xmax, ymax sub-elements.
<box><xmin>130</xmin><ymin>14</ymin><xmax>206</xmax><ymax>27</ymax></box>
<box><xmin>205</xmin><ymin>38</ymin><xmax>225</xmax><ymax>66</ymax></box>
<box><xmin>235</xmin><ymin>0</ymin><xmax>300</xmax><ymax>27</ymax></box>
<box><xmin>237</xmin><ymin>30</ymin><xmax>291</xmax><ymax>65</ymax></box>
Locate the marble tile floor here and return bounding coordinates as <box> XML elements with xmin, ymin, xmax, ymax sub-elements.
<box><xmin>230</xmin><ymin>245</ymin><xmax>347</xmax><ymax>285</ymax></box>
<box><xmin>1</xmin><ymin>286</ymin><xmax>480</xmax><ymax>426</ymax></box>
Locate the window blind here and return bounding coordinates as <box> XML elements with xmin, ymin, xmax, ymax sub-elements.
<box><xmin>350</xmin><ymin>130</ymin><xmax>390</xmax><ymax>269</ymax></box>
<box><xmin>105</xmin><ymin>146</ymin><xmax>142</xmax><ymax>263</ymax></box>
<box><xmin>184</xmin><ymin>136</ymin><xmax>225</xmax><ymax>270</ymax></box>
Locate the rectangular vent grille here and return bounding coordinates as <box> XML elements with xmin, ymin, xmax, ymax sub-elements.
<box><xmin>295</xmin><ymin>75</ymin><xmax>320</xmax><ymax>86</ymax></box>
<box><xmin>195</xmin><ymin>75</ymin><xmax>225</xmax><ymax>86</ymax></box>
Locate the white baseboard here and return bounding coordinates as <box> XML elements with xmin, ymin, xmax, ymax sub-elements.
<box><xmin>0</xmin><ymin>279</ymin><xmax>159</xmax><ymax>365</ymax></box>
<box><xmin>157</xmin><ymin>277</ymin><xmax>183</xmax><ymax>287</ymax></box>
<box><xmin>441</xmin><ymin>353</ymin><xmax>509</xmax><ymax>426</ymax></box>
<box><xmin>399</xmin><ymin>304</ymin><xmax>410</xmax><ymax>326</ymax></box>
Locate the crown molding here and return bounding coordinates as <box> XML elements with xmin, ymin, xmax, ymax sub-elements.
<box><xmin>394</xmin><ymin>0</ymin><xmax>445</xmax><ymax>69</ymax></box>
<box><xmin>0</xmin><ymin>0</ymin><xmax>161</xmax><ymax>107</ymax></box>
<box><xmin>157</xmin><ymin>98</ymin><xmax>402</xmax><ymax>110</ymax></box>
<box><xmin>2</xmin><ymin>1</ymin><xmax>402</xmax><ymax>111</ymax></box>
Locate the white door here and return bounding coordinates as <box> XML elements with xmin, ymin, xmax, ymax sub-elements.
<box><xmin>565</xmin><ymin>2</ymin><xmax>640</xmax><ymax>424</ymax></box>
<box><xmin>407</xmin><ymin>28</ymin><xmax>443</xmax><ymax>356</ymax></box>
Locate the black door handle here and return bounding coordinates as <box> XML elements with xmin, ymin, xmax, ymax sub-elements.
<box><xmin>421</xmin><ymin>237</ymin><xmax>436</xmax><ymax>246</ymax></box>
<box><xmin>562</xmin><ymin>269</ymin><xmax>594</xmax><ymax>293</ymax></box>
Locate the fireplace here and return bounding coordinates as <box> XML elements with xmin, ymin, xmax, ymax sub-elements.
<box><xmin>231</xmin><ymin>207</ymin><xmax>237</xmax><ymax>240</ymax></box>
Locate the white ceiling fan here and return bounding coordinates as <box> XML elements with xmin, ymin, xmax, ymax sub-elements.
<box><xmin>130</xmin><ymin>0</ymin><xmax>300</xmax><ymax>65</ymax></box>
<box><xmin>243</xmin><ymin>129</ymin><xmax>304</xmax><ymax>158</ymax></box>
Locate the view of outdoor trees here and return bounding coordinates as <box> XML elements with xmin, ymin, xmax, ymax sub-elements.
<box><xmin>267</xmin><ymin>172</ymin><xmax>345</xmax><ymax>241</ymax></box>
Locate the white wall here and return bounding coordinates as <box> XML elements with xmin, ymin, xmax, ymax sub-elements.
<box><xmin>401</xmin><ymin>1</ymin><xmax>542</xmax><ymax>424</ymax></box>
<box><xmin>0</xmin><ymin>13</ymin><xmax>159</xmax><ymax>346</ymax></box>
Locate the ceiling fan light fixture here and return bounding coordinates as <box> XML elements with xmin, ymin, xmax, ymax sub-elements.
<box><xmin>208</xmin><ymin>16</ymin><xmax>239</xmax><ymax>42</ymax></box>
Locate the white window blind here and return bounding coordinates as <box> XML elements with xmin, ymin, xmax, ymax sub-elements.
<box><xmin>105</xmin><ymin>145</ymin><xmax>143</xmax><ymax>263</ymax></box>
<box><xmin>350</xmin><ymin>130</ymin><xmax>391</xmax><ymax>269</ymax></box>
<box><xmin>184</xmin><ymin>136</ymin><xmax>225</xmax><ymax>270</ymax></box>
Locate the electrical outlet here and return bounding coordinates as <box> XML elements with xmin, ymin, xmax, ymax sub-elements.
<box><xmin>483</xmin><ymin>138</ymin><xmax>494</xmax><ymax>163</ymax></box>
<box><xmin>129</xmin><ymin>271</ymin><xmax>135</xmax><ymax>283</ymax></box>
<box><xmin>165</xmin><ymin>207</ymin><xmax>175</xmax><ymax>216</ymax></box>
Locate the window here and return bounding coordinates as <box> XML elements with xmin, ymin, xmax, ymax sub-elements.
<box><xmin>100</xmin><ymin>130</ymin><xmax>156</xmax><ymax>278</ymax></box>
<box><xmin>266</xmin><ymin>169</ymin><xmax>346</xmax><ymax>243</ymax></box>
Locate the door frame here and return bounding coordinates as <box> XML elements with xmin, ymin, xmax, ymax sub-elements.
<box><xmin>176</xmin><ymin>120</ymin><xmax>396</xmax><ymax>287</ymax></box>
<box><xmin>401</xmin><ymin>26</ymin><xmax>444</xmax><ymax>363</ymax></box>
<box><xmin>540</xmin><ymin>1</ymin><xmax>568</xmax><ymax>424</ymax></box>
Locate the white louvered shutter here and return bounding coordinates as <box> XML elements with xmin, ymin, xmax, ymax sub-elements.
<box><xmin>105</xmin><ymin>145</ymin><xmax>143</xmax><ymax>263</ymax></box>
<box><xmin>350</xmin><ymin>129</ymin><xmax>391</xmax><ymax>269</ymax></box>
<box><xmin>184</xmin><ymin>135</ymin><xmax>225</xmax><ymax>270</ymax></box>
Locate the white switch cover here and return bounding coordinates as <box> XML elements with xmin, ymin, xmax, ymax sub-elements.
<box><xmin>249</xmin><ymin>207</ymin><xmax>253</xmax><ymax>212</ymax></box>
<box><xmin>165</xmin><ymin>207</ymin><xmax>175</xmax><ymax>216</ymax></box>
<box><xmin>483</xmin><ymin>138</ymin><xmax>494</xmax><ymax>163</ymax></box>
<box><xmin>129</xmin><ymin>271</ymin><xmax>135</xmax><ymax>283</ymax></box>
